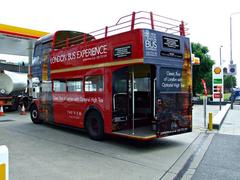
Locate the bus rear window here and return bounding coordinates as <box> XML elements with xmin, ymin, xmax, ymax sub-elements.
<box><xmin>85</xmin><ymin>75</ymin><xmax>103</xmax><ymax>92</ymax></box>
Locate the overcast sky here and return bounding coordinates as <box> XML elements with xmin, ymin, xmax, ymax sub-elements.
<box><xmin>1</xmin><ymin>0</ymin><xmax>240</xmax><ymax>85</ymax></box>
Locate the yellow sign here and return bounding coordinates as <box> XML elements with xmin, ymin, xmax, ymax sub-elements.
<box><xmin>214</xmin><ymin>67</ymin><xmax>221</xmax><ymax>74</ymax></box>
<box><xmin>0</xmin><ymin>163</ymin><xmax>6</xmax><ymax>180</ymax></box>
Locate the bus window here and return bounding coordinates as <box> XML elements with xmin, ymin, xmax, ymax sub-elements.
<box><xmin>53</xmin><ymin>80</ymin><xmax>66</xmax><ymax>92</ymax></box>
<box><xmin>32</xmin><ymin>44</ymin><xmax>42</xmax><ymax>79</ymax></box>
<box><xmin>33</xmin><ymin>44</ymin><xmax>41</xmax><ymax>65</ymax></box>
<box><xmin>85</xmin><ymin>75</ymin><xmax>103</xmax><ymax>92</ymax></box>
<box><xmin>113</xmin><ymin>67</ymin><xmax>128</xmax><ymax>94</ymax></box>
<box><xmin>67</xmin><ymin>80</ymin><xmax>82</xmax><ymax>92</ymax></box>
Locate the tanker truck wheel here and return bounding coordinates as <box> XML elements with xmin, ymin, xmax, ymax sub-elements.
<box><xmin>30</xmin><ymin>104</ymin><xmax>43</xmax><ymax>124</ymax></box>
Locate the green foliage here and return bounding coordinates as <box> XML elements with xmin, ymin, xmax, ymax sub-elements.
<box><xmin>224</xmin><ymin>75</ymin><xmax>237</xmax><ymax>92</ymax></box>
<box><xmin>191</xmin><ymin>42</ymin><xmax>237</xmax><ymax>96</ymax></box>
<box><xmin>192</xmin><ymin>42</ymin><xmax>215</xmax><ymax>96</ymax></box>
<box><xmin>224</xmin><ymin>93</ymin><xmax>231</xmax><ymax>101</ymax></box>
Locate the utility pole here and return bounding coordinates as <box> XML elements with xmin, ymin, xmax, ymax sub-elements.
<box><xmin>230</xmin><ymin>12</ymin><xmax>240</xmax><ymax>65</ymax></box>
<box><xmin>220</xmin><ymin>45</ymin><xmax>223</xmax><ymax>66</ymax></box>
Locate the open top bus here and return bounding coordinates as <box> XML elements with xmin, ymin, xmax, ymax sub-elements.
<box><xmin>30</xmin><ymin>11</ymin><xmax>192</xmax><ymax>140</ymax></box>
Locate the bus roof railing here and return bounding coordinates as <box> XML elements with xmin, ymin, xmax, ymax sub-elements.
<box><xmin>89</xmin><ymin>11</ymin><xmax>188</xmax><ymax>38</ymax></box>
<box><xmin>53</xmin><ymin>11</ymin><xmax>189</xmax><ymax>50</ymax></box>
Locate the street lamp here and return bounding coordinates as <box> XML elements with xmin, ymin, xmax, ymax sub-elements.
<box><xmin>220</xmin><ymin>45</ymin><xmax>223</xmax><ymax>66</ymax></box>
<box><xmin>230</xmin><ymin>12</ymin><xmax>240</xmax><ymax>65</ymax></box>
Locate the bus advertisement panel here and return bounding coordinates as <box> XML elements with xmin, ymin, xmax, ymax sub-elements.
<box><xmin>143</xmin><ymin>29</ymin><xmax>192</xmax><ymax>136</ymax></box>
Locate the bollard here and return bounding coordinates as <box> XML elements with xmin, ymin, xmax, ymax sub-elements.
<box><xmin>203</xmin><ymin>96</ymin><xmax>207</xmax><ymax>128</ymax></box>
<box><xmin>0</xmin><ymin>145</ymin><xmax>8</xmax><ymax>180</ymax></box>
<box><xmin>231</xmin><ymin>97</ymin><xmax>234</xmax><ymax>109</ymax></box>
<box><xmin>208</xmin><ymin>113</ymin><xmax>213</xmax><ymax>131</ymax></box>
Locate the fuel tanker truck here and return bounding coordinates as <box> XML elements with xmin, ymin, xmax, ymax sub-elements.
<box><xmin>0</xmin><ymin>70</ymin><xmax>32</xmax><ymax>111</ymax></box>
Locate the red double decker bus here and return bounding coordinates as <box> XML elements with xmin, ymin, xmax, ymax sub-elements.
<box><xmin>29</xmin><ymin>11</ymin><xmax>192</xmax><ymax>140</ymax></box>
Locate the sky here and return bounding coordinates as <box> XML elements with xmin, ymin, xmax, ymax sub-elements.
<box><xmin>0</xmin><ymin>0</ymin><xmax>240</xmax><ymax>85</ymax></box>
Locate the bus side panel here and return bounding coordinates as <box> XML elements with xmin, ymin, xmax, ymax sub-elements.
<box><xmin>65</xmin><ymin>92</ymin><xmax>85</xmax><ymax>127</ymax></box>
<box><xmin>52</xmin><ymin>92</ymin><xmax>69</xmax><ymax>125</ymax></box>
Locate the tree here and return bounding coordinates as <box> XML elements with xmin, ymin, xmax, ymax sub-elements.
<box><xmin>224</xmin><ymin>75</ymin><xmax>237</xmax><ymax>92</ymax></box>
<box><xmin>191</xmin><ymin>43</ymin><xmax>215</xmax><ymax>96</ymax></box>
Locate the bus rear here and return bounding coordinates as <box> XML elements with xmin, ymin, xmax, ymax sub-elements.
<box><xmin>144</xmin><ymin>30</ymin><xmax>192</xmax><ymax>137</ymax></box>
<box><xmin>111</xmin><ymin>29</ymin><xmax>192</xmax><ymax>139</ymax></box>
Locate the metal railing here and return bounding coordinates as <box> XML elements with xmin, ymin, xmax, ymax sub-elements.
<box><xmin>53</xmin><ymin>11</ymin><xmax>188</xmax><ymax>49</ymax></box>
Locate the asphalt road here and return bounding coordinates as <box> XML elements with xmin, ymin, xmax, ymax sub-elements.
<box><xmin>192</xmin><ymin>134</ymin><xmax>240</xmax><ymax>180</ymax></box>
<box><xmin>192</xmin><ymin>105</ymin><xmax>240</xmax><ymax>180</ymax></box>
<box><xmin>0</xmin><ymin>112</ymin><xmax>202</xmax><ymax>180</ymax></box>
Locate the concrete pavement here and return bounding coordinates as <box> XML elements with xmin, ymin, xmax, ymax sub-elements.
<box><xmin>219</xmin><ymin>105</ymin><xmax>240</xmax><ymax>135</ymax></box>
<box><xmin>192</xmin><ymin>104</ymin><xmax>219</xmax><ymax>131</ymax></box>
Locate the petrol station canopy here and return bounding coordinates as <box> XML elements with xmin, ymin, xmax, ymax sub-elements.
<box><xmin>0</xmin><ymin>24</ymin><xmax>48</xmax><ymax>56</ymax></box>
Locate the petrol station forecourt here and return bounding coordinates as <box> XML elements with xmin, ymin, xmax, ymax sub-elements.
<box><xmin>0</xmin><ymin>10</ymin><xmax>240</xmax><ymax>180</ymax></box>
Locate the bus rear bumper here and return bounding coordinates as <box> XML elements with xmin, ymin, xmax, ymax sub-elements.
<box><xmin>111</xmin><ymin>126</ymin><xmax>192</xmax><ymax>141</ymax></box>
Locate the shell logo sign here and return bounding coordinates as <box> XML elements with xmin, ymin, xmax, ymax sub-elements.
<box><xmin>214</xmin><ymin>67</ymin><xmax>221</xmax><ymax>74</ymax></box>
<box><xmin>212</xmin><ymin>65</ymin><xmax>224</xmax><ymax>102</ymax></box>
<box><xmin>0</xmin><ymin>146</ymin><xmax>8</xmax><ymax>180</ymax></box>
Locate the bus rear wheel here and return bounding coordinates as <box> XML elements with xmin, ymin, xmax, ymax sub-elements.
<box><xmin>85</xmin><ymin>111</ymin><xmax>104</xmax><ymax>140</ymax></box>
<box><xmin>30</xmin><ymin>104</ymin><xmax>43</xmax><ymax>124</ymax></box>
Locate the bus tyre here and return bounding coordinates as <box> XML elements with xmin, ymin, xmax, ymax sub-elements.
<box><xmin>86</xmin><ymin>111</ymin><xmax>104</xmax><ymax>140</ymax></box>
<box><xmin>30</xmin><ymin>105</ymin><xmax>42</xmax><ymax>124</ymax></box>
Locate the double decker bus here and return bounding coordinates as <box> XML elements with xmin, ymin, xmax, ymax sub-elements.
<box><xmin>30</xmin><ymin>11</ymin><xmax>192</xmax><ymax>140</ymax></box>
